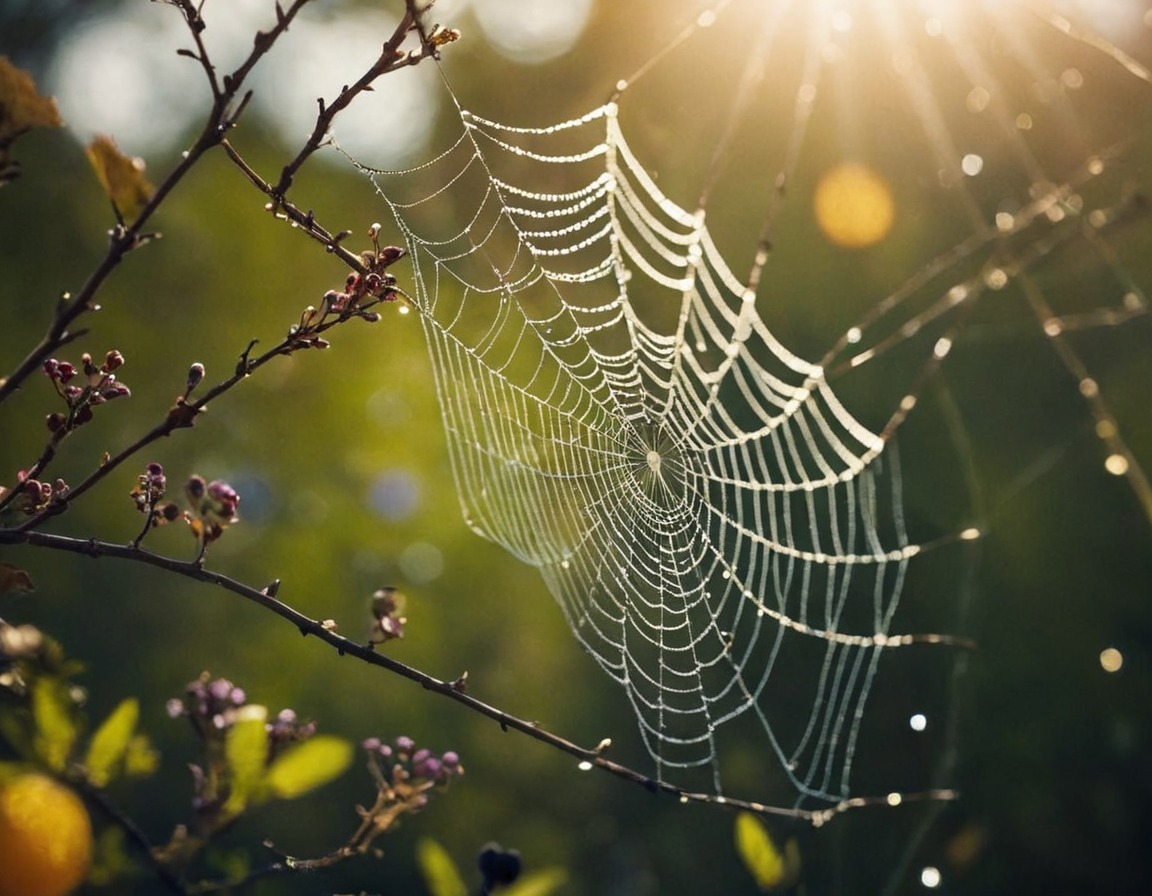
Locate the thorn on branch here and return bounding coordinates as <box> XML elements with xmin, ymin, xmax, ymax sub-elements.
<box><xmin>166</xmin><ymin>400</ymin><xmax>200</xmax><ymax>430</ymax></box>
<box><xmin>236</xmin><ymin>339</ymin><xmax>259</xmax><ymax>376</ymax></box>
<box><xmin>263</xmin><ymin>579</ymin><xmax>281</xmax><ymax>597</ymax></box>
<box><xmin>222</xmin><ymin>90</ymin><xmax>254</xmax><ymax>131</ymax></box>
<box><xmin>326</xmin><ymin>231</ymin><xmax>352</xmax><ymax>252</ymax></box>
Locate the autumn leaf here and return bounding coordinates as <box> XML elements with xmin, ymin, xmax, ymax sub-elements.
<box><xmin>734</xmin><ymin>811</ymin><xmax>801</xmax><ymax>891</ymax></box>
<box><xmin>0</xmin><ymin>562</ymin><xmax>35</xmax><ymax>597</ymax></box>
<box><xmin>85</xmin><ymin>134</ymin><xmax>154</xmax><ymax>222</ymax></box>
<box><xmin>0</xmin><ymin>56</ymin><xmax>63</xmax><ymax>185</ymax></box>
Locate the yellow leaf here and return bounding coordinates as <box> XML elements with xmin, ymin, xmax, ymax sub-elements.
<box><xmin>85</xmin><ymin>134</ymin><xmax>154</xmax><ymax>221</ymax></box>
<box><xmin>417</xmin><ymin>837</ymin><xmax>468</xmax><ymax>896</ymax></box>
<box><xmin>505</xmin><ymin>868</ymin><xmax>569</xmax><ymax>896</ymax></box>
<box><xmin>734</xmin><ymin>811</ymin><xmax>800</xmax><ymax>891</ymax></box>
<box><xmin>84</xmin><ymin>698</ymin><xmax>139</xmax><ymax>788</ymax></box>
<box><xmin>222</xmin><ymin>705</ymin><xmax>268</xmax><ymax>815</ymax></box>
<box><xmin>31</xmin><ymin>677</ymin><xmax>79</xmax><ymax>773</ymax></box>
<box><xmin>264</xmin><ymin>735</ymin><xmax>352</xmax><ymax>799</ymax></box>
<box><xmin>0</xmin><ymin>56</ymin><xmax>62</xmax><ymax>184</ymax></box>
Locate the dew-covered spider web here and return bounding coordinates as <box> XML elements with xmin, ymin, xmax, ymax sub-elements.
<box><xmin>338</xmin><ymin>0</ymin><xmax>1152</xmax><ymax>814</ymax></box>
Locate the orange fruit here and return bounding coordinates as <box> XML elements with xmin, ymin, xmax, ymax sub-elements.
<box><xmin>0</xmin><ymin>773</ymin><xmax>93</xmax><ymax>896</ymax></box>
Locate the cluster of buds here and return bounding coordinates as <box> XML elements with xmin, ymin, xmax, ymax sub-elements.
<box><xmin>167</xmin><ymin>673</ymin><xmax>320</xmax><ymax>820</ymax></box>
<box><xmin>368</xmin><ymin>587</ymin><xmax>406</xmax><ymax>645</ymax></box>
<box><xmin>166</xmin><ymin>673</ymin><xmax>250</xmax><ymax>734</ymax></box>
<box><xmin>266</xmin><ymin>707</ymin><xmax>319</xmax><ymax>755</ymax></box>
<box><xmin>167</xmin><ymin>675</ymin><xmax>318</xmax><ymax>754</ymax></box>
<box><xmin>332</xmin><ymin>735</ymin><xmax>463</xmax><ymax>859</ymax></box>
<box><xmin>362</xmin><ymin>734</ymin><xmax>462</xmax><ymax>793</ymax></box>
<box><xmin>128</xmin><ymin>464</ymin><xmax>239</xmax><ymax>553</ymax></box>
<box><xmin>321</xmin><ymin>224</ymin><xmax>405</xmax><ymax>317</ymax></box>
<box><xmin>11</xmin><ymin>470</ymin><xmax>68</xmax><ymax>514</ymax></box>
<box><xmin>129</xmin><ymin>462</ymin><xmax>179</xmax><ymax>525</ymax></box>
<box><xmin>184</xmin><ymin>475</ymin><xmax>239</xmax><ymax>547</ymax></box>
<box><xmin>43</xmin><ymin>350</ymin><xmax>131</xmax><ymax>436</ymax></box>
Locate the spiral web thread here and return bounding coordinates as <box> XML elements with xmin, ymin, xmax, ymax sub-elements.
<box><xmin>342</xmin><ymin>1</ymin><xmax>1152</xmax><ymax>807</ymax></box>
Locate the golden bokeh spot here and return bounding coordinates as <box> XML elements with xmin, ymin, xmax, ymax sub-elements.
<box><xmin>813</xmin><ymin>162</ymin><xmax>895</xmax><ymax>248</ymax></box>
<box><xmin>1099</xmin><ymin>646</ymin><xmax>1123</xmax><ymax>673</ymax></box>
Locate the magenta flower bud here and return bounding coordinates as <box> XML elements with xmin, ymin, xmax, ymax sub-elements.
<box><xmin>103</xmin><ymin>350</ymin><xmax>125</xmax><ymax>372</ymax></box>
<box><xmin>323</xmin><ymin>289</ymin><xmax>350</xmax><ymax>312</ymax></box>
<box><xmin>378</xmin><ymin>245</ymin><xmax>405</xmax><ymax>266</ymax></box>
<box><xmin>102</xmin><ymin>382</ymin><xmax>131</xmax><ymax>400</ymax></box>
<box><xmin>416</xmin><ymin>757</ymin><xmax>442</xmax><ymax>779</ymax></box>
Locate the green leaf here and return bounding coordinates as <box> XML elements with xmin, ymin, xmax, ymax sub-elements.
<box><xmin>30</xmin><ymin>676</ymin><xmax>78</xmax><ymax>772</ymax></box>
<box><xmin>222</xmin><ymin>705</ymin><xmax>268</xmax><ymax>815</ymax></box>
<box><xmin>417</xmin><ymin>836</ymin><xmax>468</xmax><ymax>896</ymax></box>
<box><xmin>123</xmin><ymin>733</ymin><xmax>159</xmax><ymax>778</ymax></box>
<box><xmin>264</xmin><ymin>735</ymin><xmax>352</xmax><ymax>799</ymax></box>
<box><xmin>734</xmin><ymin>811</ymin><xmax>788</xmax><ymax>891</ymax></box>
<box><xmin>505</xmin><ymin>868</ymin><xmax>569</xmax><ymax>896</ymax></box>
<box><xmin>84</xmin><ymin>697</ymin><xmax>138</xmax><ymax>787</ymax></box>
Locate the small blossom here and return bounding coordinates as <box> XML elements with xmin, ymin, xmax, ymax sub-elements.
<box><xmin>369</xmin><ymin>587</ymin><xmax>406</xmax><ymax>645</ymax></box>
<box><xmin>267</xmin><ymin>707</ymin><xmax>318</xmax><ymax>749</ymax></box>
<box><xmin>184</xmin><ymin>475</ymin><xmax>240</xmax><ymax>547</ymax></box>
<box><xmin>323</xmin><ymin>289</ymin><xmax>351</xmax><ymax>313</ymax></box>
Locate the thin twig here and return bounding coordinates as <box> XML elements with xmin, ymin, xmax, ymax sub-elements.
<box><xmin>81</xmin><ymin>781</ymin><xmax>190</xmax><ymax>896</ymax></box>
<box><xmin>14</xmin><ymin>292</ymin><xmax>395</xmax><ymax>533</ymax></box>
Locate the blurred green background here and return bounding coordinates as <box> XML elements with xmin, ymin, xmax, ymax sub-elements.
<box><xmin>2</xmin><ymin>1</ymin><xmax>1151</xmax><ymax>894</ymax></box>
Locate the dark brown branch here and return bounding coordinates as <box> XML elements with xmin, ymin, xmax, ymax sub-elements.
<box><xmin>0</xmin><ymin>527</ymin><xmax>958</xmax><ymax>824</ymax></box>
<box><xmin>0</xmin><ymin>0</ymin><xmax>316</xmax><ymax>405</ymax></box>
<box><xmin>14</xmin><ymin>293</ymin><xmax>395</xmax><ymax>533</ymax></box>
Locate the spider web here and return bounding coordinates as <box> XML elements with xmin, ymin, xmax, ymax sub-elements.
<box><xmin>339</xmin><ymin>0</ymin><xmax>1152</xmax><ymax>811</ymax></box>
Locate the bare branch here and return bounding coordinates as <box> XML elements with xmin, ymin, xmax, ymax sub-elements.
<box><xmin>0</xmin><ymin>527</ymin><xmax>956</xmax><ymax>824</ymax></box>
